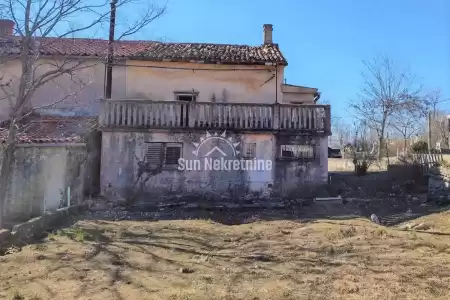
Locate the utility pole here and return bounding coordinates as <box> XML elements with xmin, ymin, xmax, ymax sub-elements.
<box><xmin>428</xmin><ymin>111</ymin><xmax>432</xmax><ymax>152</ymax></box>
<box><xmin>105</xmin><ymin>0</ymin><xmax>117</xmax><ymax>99</ymax></box>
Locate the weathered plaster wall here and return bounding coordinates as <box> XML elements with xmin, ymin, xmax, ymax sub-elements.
<box><xmin>100</xmin><ymin>130</ymin><xmax>328</xmax><ymax>202</ymax></box>
<box><xmin>0</xmin><ymin>58</ymin><xmax>126</xmax><ymax>119</ymax></box>
<box><xmin>83</xmin><ymin>131</ymin><xmax>102</xmax><ymax>196</ymax></box>
<box><xmin>0</xmin><ymin>59</ymin><xmax>21</xmax><ymax>121</ymax></box>
<box><xmin>0</xmin><ymin>58</ymin><xmax>288</xmax><ymax>119</ymax></box>
<box><xmin>101</xmin><ymin>130</ymin><xmax>277</xmax><ymax>202</ymax></box>
<box><xmin>282</xmin><ymin>92</ymin><xmax>315</xmax><ymax>104</ymax></box>
<box><xmin>0</xmin><ymin>145</ymin><xmax>86</xmax><ymax>221</ymax></box>
<box><xmin>280</xmin><ymin>85</ymin><xmax>317</xmax><ymax>104</ymax></box>
<box><xmin>124</xmin><ymin>61</ymin><xmax>285</xmax><ymax>104</ymax></box>
<box><xmin>274</xmin><ymin>135</ymin><xmax>328</xmax><ymax>197</ymax></box>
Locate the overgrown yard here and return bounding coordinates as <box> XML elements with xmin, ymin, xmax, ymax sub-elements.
<box><xmin>1</xmin><ymin>211</ymin><xmax>450</xmax><ymax>300</ymax></box>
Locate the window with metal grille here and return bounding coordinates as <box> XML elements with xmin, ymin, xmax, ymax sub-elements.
<box><xmin>242</xmin><ymin>143</ymin><xmax>256</xmax><ymax>159</ymax></box>
<box><xmin>145</xmin><ymin>142</ymin><xmax>182</xmax><ymax>168</ymax></box>
<box><xmin>164</xmin><ymin>143</ymin><xmax>182</xmax><ymax>165</ymax></box>
<box><xmin>280</xmin><ymin>145</ymin><xmax>314</xmax><ymax>159</ymax></box>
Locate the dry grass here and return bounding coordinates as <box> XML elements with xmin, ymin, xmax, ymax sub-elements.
<box><xmin>1</xmin><ymin>211</ymin><xmax>450</xmax><ymax>300</ymax></box>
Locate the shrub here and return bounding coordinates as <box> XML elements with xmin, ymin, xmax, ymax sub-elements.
<box><xmin>411</xmin><ymin>140</ymin><xmax>428</xmax><ymax>153</ymax></box>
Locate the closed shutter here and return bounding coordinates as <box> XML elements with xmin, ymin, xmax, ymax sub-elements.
<box><xmin>146</xmin><ymin>143</ymin><xmax>163</xmax><ymax>169</ymax></box>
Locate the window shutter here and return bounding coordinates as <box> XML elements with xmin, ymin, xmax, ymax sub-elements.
<box><xmin>146</xmin><ymin>143</ymin><xmax>163</xmax><ymax>169</ymax></box>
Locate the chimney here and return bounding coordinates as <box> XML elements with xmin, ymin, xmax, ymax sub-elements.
<box><xmin>263</xmin><ymin>24</ymin><xmax>273</xmax><ymax>44</ymax></box>
<box><xmin>0</xmin><ymin>19</ymin><xmax>14</xmax><ymax>36</ymax></box>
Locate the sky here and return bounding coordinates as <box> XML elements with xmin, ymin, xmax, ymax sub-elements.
<box><xmin>122</xmin><ymin>0</ymin><xmax>450</xmax><ymax>121</ymax></box>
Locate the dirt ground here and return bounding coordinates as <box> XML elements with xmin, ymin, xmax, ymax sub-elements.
<box><xmin>1</xmin><ymin>210</ymin><xmax>450</xmax><ymax>300</ymax></box>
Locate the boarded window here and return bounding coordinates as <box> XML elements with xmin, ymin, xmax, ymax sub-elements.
<box><xmin>242</xmin><ymin>143</ymin><xmax>256</xmax><ymax>159</ymax></box>
<box><xmin>280</xmin><ymin>145</ymin><xmax>314</xmax><ymax>159</ymax></box>
<box><xmin>145</xmin><ymin>142</ymin><xmax>182</xmax><ymax>168</ymax></box>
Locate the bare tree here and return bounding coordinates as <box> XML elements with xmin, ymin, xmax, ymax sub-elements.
<box><xmin>430</xmin><ymin>110</ymin><xmax>449</xmax><ymax>150</ymax></box>
<box><xmin>423</xmin><ymin>89</ymin><xmax>450</xmax><ymax>149</ymax></box>
<box><xmin>424</xmin><ymin>89</ymin><xmax>444</xmax><ymax>115</ymax></box>
<box><xmin>390</xmin><ymin>107</ymin><xmax>424</xmax><ymax>151</ymax></box>
<box><xmin>0</xmin><ymin>0</ymin><xmax>166</xmax><ymax>227</ymax></box>
<box><xmin>350</xmin><ymin>55</ymin><xmax>423</xmax><ymax>160</ymax></box>
<box><xmin>330</xmin><ymin>117</ymin><xmax>352</xmax><ymax>152</ymax></box>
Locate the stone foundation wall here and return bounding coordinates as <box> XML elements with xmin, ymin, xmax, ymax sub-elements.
<box><xmin>428</xmin><ymin>166</ymin><xmax>450</xmax><ymax>202</ymax></box>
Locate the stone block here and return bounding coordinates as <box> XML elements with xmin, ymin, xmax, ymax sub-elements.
<box><xmin>0</xmin><ymin>229</ymin><xmax>11</xmax><ymax>244</ymax></box>
<box><xmin>10</xmin><ymin>204</ymin><xmax>86</xmax><ymax>243</ymax></box>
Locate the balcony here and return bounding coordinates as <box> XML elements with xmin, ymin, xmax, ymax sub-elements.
<box><xmin>99</xmin><ymin>100</ymin><xmax>331</xmax><ymax>134</ymax></box>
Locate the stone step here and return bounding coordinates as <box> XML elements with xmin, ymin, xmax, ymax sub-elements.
<box><xmin>314</xmin><ymin>196</ymin><xmax>343</xmax><ymax>204</ymax></box>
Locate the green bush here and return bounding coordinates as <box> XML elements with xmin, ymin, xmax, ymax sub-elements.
<box><xmin>411</xmin><ymin>140</ymin><xmax>428</xmax><ymax>153</ymax></box>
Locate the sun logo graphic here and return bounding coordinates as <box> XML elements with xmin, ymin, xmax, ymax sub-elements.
<box><xmin>178</xmin><ymin>130</ymin><xmax>272</xmax><ymax>172</ymax></box>
<box><xmin>192</xmin><ymin>130</ymin><xmax>241</xmax><ymax>157</ymax></box>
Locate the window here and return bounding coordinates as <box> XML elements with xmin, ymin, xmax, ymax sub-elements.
<box><xmin>174</xmin><ymin>91</ymin><xmax>199</xmax><ymax>102</ymax></box>
<box><xmin>242</xmin><ymin>143</ymin><xmax>256</xmax><ymax>159</ymax></box>
<box><xmin>280</xmin><ymin>145</ymin><xmax>314</xmax><ymax>159</ymax></box>
<box><xmin>145</xmin><ymin>142</ymin><xmax>182</xmax><ymax>168</ymax></box>
<box><xmin>176</xmin><ymin>94</ymin><xmax>196</xmax><ymax>101</ymax></box>
<box><xmin>165</xmin><ymin>144</ymin><xmax>182</xmax><ymax>165</ymax></box>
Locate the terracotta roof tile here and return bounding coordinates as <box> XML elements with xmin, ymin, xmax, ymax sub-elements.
<box><xmin>0</xmin><ymin>36</ymin><xmax>287</xmax><ymax>65</ymax></box>
<box><xmin>0</xmin><ymin>116</ymin><xmax>97</xmax><ymax>144</ymax></box>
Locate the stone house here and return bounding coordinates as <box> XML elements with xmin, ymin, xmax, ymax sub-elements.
<box><xmin>0</xmin><ymin>20</ymin><xmax>331</xmax><ymax>213</ymax></box>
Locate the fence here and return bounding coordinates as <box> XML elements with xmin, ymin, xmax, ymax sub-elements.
<box><xmin>395</xmin><ymin>152</ymin><xmax>444</xmax><ymax>175</ymax></box>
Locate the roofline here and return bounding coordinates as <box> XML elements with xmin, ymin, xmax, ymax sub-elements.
<box><xmin>1</xmin><ymin>36</ymin><xmax>288</xmax><ymax>66</ymax></box>
<box><xmin>282</xmin><ymin>84</ymin><xmax>318</xmax><ymax>90</ymax></box>
<box><xmin>1</xmin><ymin>53</ymin><xmax>287</xmax><ymax>66</ymax></box>
<box><xmin>30</xmin><ymin>36</ymin><xmax>281</xmax><ymax>48</ymax></box>
<box><xmin>128</xmin><ymin>57</ymin><xmax>287</xmax><ymax>66</ymax></box>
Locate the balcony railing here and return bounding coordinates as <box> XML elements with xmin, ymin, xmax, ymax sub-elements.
<box><xmin>99</xmin><ymin>100</ymin><xmax>331</xmax><ymax>134</ymax></box>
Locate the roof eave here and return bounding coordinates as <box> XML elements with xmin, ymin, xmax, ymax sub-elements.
<box><xmin>128</xmin><ymin>56</ymin><xmax>287</xmax><ymax>66</ymax></box>
<box><xmin>0</xmin><ymin>53</ymin><xmax>288</xmax><ymax>66</ymax></box>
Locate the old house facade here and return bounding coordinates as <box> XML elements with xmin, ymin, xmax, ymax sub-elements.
<box><xmin>0</xmin><ymin>20</ymin><xmax>330</xmax><ymax>214</ymax></box>
<box><xmin>99</xmin><ymin>24</ymin><xmax>330</xmax><ymax>202</ymax></box>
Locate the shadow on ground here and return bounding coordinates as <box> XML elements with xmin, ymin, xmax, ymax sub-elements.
<box><xmin>84</xmin><ymin>197</ymin><xmax>450</xmax><ymax>227</ymax></box>
<box><xmin>3</xmin><ymin>208</ymin><xmax>450</xmax><ymax>300</ymax></box>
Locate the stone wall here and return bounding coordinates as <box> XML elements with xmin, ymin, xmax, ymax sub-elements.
<box><xmin>0</xmin><ymin>204</ymin><xmax>87</xmax><ymax>248</ymax></box>
<box><xmin>0</xmin><ymin>144</ymin><xmax>87</xmax><ymax>222</ymax></box>
<box><xmin>428</xmin><ymin>165</ymin><xmax>450</xmax><ymax>202</ymax></box>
